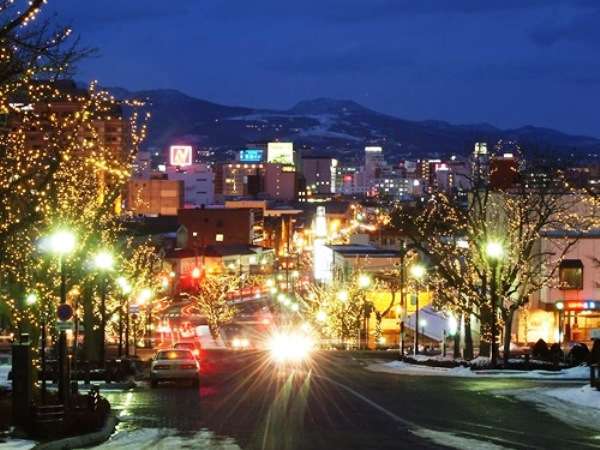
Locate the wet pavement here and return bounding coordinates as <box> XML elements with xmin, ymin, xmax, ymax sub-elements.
<box><xmin>92</xmin><ymin>352</ymin><xmax>599</xmax><ymax>450</ymax></box>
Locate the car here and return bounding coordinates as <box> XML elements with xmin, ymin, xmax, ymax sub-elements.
<box><xmin>174</xmin><ymin>341</ymin><xmax>201</xmax><ymax>359</ymax></box>
<box><xmin>150</xmin><ymin>349</ymin><xmax>200</xmax><ymax>388</ymax></box>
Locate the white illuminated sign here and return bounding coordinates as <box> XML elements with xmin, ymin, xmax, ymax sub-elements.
<box><xmin>267</xmin><ymin>142</ymin><xmax>294</xmax><ymax>165</ymax></box>
<box><xmin>170</xmin><ymin>145</ymin><xmax>193</xmax><ymax>167</ymax></box>
<box><xmin>365</xmin><ymin>146</ymin><xmax>382</xmax><ymax>153</ymax></box>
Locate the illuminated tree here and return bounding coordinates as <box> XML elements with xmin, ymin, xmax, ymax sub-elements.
<box><xmin>299</xmin><ymin>275</ymin><xmax>373</xmax><ymax>347</ymax></box>
<box><xmin>190</xmin><ymin>274</ymin><xmax>239</xmax><ymax>341</ymax></box>
<box><xmin>393</xmin><ymin>168</ymin><xmax>592</xmax><ymax>365</ymax></box>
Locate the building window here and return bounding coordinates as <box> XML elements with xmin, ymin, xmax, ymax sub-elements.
<box><xmin>559</xmin><ymin>259</ymin><xmax>583</xmax><ymax>290</ymax></box>
<box><xmin>216</xmin><ymin>234</ymin><xmax>224</xmax><ymax>242</ymax></box>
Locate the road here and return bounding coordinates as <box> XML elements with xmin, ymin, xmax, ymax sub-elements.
<box><xmin>95</xmin><ymin>352</ymin><xmax>598</xmax><ymax>450</ymax></box>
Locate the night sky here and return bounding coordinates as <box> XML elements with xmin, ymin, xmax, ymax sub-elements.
<box><xmin>46</xmin><ymin>0</ymin><xmax>600</xmax><ymax>137</ymax></box>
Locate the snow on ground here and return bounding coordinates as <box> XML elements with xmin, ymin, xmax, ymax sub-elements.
<box><xmin>0</xmin><ymin>365</ymin><xmax>10</xmax><ymax>388</ymax></box>
<box><xmin>368</xmin><ymin>360</ymin><xmax>590</xmax><ymax>380</ymax></box>
<box><xmin>0</xmin><ymin>439</ymin><xmax>36</xmax><ymax>449</ymax></box>
<box><xmin>93</xmin><ymin>427</ymin><xmax>240</xmax><ymax>449</ymax></box>
<box><xmin>544</xmin><ymin>384</ymin><xmax>600</xmax><ymax>410</ymax></box>
<box><xmin>495</xmin><ymin>385</ymin><xmax>600</xmax><ymax>431</ymax></box>
<box><xmin>412</xmin><ymin>428</ymin><xmax>511</xmax><ymax>450</ymax></box>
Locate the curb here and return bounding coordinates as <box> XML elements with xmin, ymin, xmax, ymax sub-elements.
<box><xmin>32</xmin><ymin>412</ymin><xmax>118</xmax><ymax>450</ymax></box>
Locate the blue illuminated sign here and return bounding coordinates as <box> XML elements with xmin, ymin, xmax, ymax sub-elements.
<box><xmin>240</xmin><ymin>149</ymin><xmax>264</xmax><ymax>162</ymax></box>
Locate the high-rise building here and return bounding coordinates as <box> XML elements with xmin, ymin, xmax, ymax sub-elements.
<box><xmin>301</xmin><ymin>155</ymin><xmax>338</xmax><ymax>195</ymax></box>
<box><xmin>264</xmin><ymin>163</ymin><xmax>296</xmax><ymax>201</ymax></box>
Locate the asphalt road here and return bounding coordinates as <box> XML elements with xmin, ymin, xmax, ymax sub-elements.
<box><xmin>95</xmin><ymin>352</ymin><xmax>598</xmax><ymax>450</ymax></box>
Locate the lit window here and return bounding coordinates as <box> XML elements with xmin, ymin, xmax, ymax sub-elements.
<box><xmin>216</xmin><ymin>234</ymin><xmax>224</xmax><ymax>242</ymax></box>
<box><xmin>559</xmin><ymin>260</ymin><xmax>583</xmax><ymax>290</ymax></box>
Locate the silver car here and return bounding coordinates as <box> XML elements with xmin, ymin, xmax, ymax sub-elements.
<box><xmin>150</xmin><ymin>349</ymin><xmax>200</xmax><ymax>388</ymax></box>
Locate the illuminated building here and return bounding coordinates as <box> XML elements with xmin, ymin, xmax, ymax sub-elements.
<box><xmin>313</xmin><ymin>206</ymin><xmax>330</xmax><ymax>282</ymax></box>
<box><xmin>125</xmin><ymin>178</ymin><xmax>183</xmax><ymax>216</ymax></box>
<box><xmin>301</xmin><ymin>155</ymin><xmax>338</xmax><ymax>195</ymax></box>
<box><xmin>218</xmin><ymin>163</ymin><xmax>265</xmax><ymax>198</ymax></box>
<box><xmin>177</xmin><ymin>207</ymin><xmax>264</xmax><ymax>247</ymax></box>
<box><xmin>133</xmin><ymin>151</ymin><xmax>152</xmax><ymax>179</ymax></box>
<box><xmin>267</xmin><ymin>142</ymin><xmax>295</xmax><ymax>166</ymax></box>
<box><xmin>522</xmin><ymin>229</ymin><xmax>600</xmax><ymax>346</ymax></box>
<box><xmin>165</xmin><ymin>163</ymin><xmax>214</xmax><ymax>207</ymax></box>
<box><xmin>264</xmin><ymin>163</ymin><xmax>297</xmax><ymax>201</ymax></box>
<box><xmin>489</xmin><ymin>153</ymin><xmax>519</xmax><ymax>190</ymax></box>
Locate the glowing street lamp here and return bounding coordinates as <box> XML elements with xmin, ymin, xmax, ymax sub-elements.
<box><xmin>25</xmin><ymin>292</ymin><xmax>38</xmax><ymax>306</ymax></box>
<box><xmin>337</xmin><ymin>290</ymin><xmax>349</xmax><ymax>302</ymax></box>
<box><xmin>316</xmin><ymin>311</ymin><xmax>327</xmax><ymax>322</ymax></box>
<box><xmin>47</xmin><ymin>229</ymin><xmax>77</xmax><ymax>255</ymax></box>
<box><xmin>358</xmin><ymin>273</ymin><xmax>371</xmax><ymax>289</ymax></box>
<box><xmin>485</xmin><ymin>241</ymin><xmax>504</xmax><ymax>261</ymax></box>
<box><xmin>42</xmin><ymin>228</ymin><xmax>77</xmax><ymax>404</ymax></box>
<box><xmin>92</xmin><ymin>250</ymin><xmax>114</xmax><ymax>271</ymax></box>
<box><xmin>116</xmin><ymin>276</ymin><xmax>132</xmax><ymax>295</ymax></box>
<box><xmin>410</xmin><ymin>264</ymin><xmax>426</xmax><ymax>280</ymax></box>
<box><xmin>191</xmin><ymin>267</ymin><xmax>201</xmax><ymax>279</ymax></box>
<box><xmin>137</xmin><ymin>288</ymin><xmax>153</xmax><ymax>306</ymax></box>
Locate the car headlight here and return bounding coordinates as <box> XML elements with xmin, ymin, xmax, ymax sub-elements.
<box><xmin>268</xmin><ymin>331</ymin><xmax>314</xmax><ymax>363</ymax></box>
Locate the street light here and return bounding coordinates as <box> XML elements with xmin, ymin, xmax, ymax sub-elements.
<box><xmin>410</xmin><ymin>263</ymin><xmax>426</xmax><ymax>356</ymax></box>
<box><xmin>484</xmin><ymin>240</ymin><xmax>504</xmax><ymax>367</ymax></box>
<box><xmin>358</xmin><ymin>273</ymin><xmax>371</xmax><ymax>289</ymax></box>
<box><xmin>485</xmin><ymin>241</ymin><xmax>504</xmax><ymax>260</ymax></box>
<box><xmin>42</xmin><ymin>228</ymin><xmax>77</xmax><ymax>405</ymax></box>
<box><xmin>337</xmin><ymin>290</ymin><xmax>349</xmax><ymax>302</ymax></box>
<box><xmin>25</xmin><ymin>292</ymin><xmax>37</xmax><ymax>306</ymax></box>
<box><xmin>92</xmin><ymin>249</ymin><xmax>114</xmax><ymax>368</ymax></box>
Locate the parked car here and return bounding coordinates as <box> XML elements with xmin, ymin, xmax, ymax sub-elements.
<box><xmin>150</xmin><ymin>349</ymin><xmax>200</xmax><ymax>388</ymax></box>
<box><xmin>174</xmin><ymin>341</ymin><xmax>201</xmax><ymax>359</ymax></box>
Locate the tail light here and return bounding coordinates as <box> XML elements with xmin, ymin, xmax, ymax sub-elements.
<box><xmin>154</xmin><ymin>364</ymin><xmax>170</xmax><ymax>370</ymax></box>
<box><xmin>181</xmin><ymin>364</ymin><xmax>197</xmax><ymax>369</ymax></box>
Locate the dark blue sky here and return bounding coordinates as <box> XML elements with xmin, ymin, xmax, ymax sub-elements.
<box><xmin>47</xmin><ymin>0</ymin><xmax>599</xmax><ymax>137</ymax></box>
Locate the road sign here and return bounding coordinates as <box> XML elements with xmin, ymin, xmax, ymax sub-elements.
<box><xmin>56</xmin><ymin>304</ymin><xmax>73</xmax><ymax>321</ymax></box>
<box><xmin>56</xmin><ymin>321</ymin><xmax>73</xmax><ymax>331</ymax></box>
<box><xmin>129</xmin><ymin>304</ymin><xmax>140</xmax><ymax>314</ymax></box>
<box><xmin>591</xmin><ymin>329</ymin><xmax>600</xmax><ymax>339</ymax></box>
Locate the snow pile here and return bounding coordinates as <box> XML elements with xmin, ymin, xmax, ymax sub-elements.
<box><xmin>0</xmin><ymin>439</ymin><xmax>36</xmax><ymax>449</ymax></box>
<box><xmin>0</xmin><ymin>364</ymin><xmax>10</xmax><ymax>388</ymax></box>
<box><xmin>95</xmin><ymin>427</ymin><xmax>240</xmax><ymax>449</ymax></box>
<box><xmin>368</xmin><ymin>360</ymin><xmax>590</xmax><ymax>379</ymax></box>
<box><xmin>544</xmin><ymin>384</ymin><xmax>600</xmax><ymax>410</ymax></box>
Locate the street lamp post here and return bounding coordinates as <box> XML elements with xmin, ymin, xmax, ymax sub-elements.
<box><xmin>92</xmin><ymin>250</ymin><xmax>114</xmax><ymax>368</ymax></box>
<box><xmin>485</xmin><ymin>241</ymin><xmax>503</xmax><ymax>367</ymax></box>
<box><xmin>410</xmin><ymin>264</ymin><xmax>426</xmax><ymax>356</ymax></box>
<box><xmin>45</xmin><ymin>229</ymin><xmax>76</xmax><ymax>405</ymax></box>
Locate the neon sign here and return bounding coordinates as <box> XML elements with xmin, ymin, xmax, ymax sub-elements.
<box><xmin>240</xmin><ymin>149</ymin><xmax>264</xmax><ymax>162</ymax></box>
<box><xmin>556</xmin><ymin>300</ymin><xmax>598</xmax><ymax>311</ymax></box>
<box><xmin>170</xmin><ymin>145</ymin><xmax>193</xmax><ymax>167</ymax></box>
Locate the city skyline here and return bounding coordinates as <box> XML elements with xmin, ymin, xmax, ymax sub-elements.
<box><xmin>46</xmin><ymin>0</ymin><xmax>600</xmax><ymax>138</ymax></box>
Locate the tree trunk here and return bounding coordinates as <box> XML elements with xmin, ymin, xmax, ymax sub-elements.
<box><xmin>502</xmin><ymin>309</ymin><xmax>515</xmax><ymax>367</ymax></box>
<box><xmin>453</xmin><ymin>313</ymin><xmax>462</xmax><ymax>359</ymax></box>
<box><xmin>463</xmin><ymin>314</ymin><xmax>474</xmax><ymax>360</ymax></box>
<box><xmin>82</xmin><ymin>284</ymin><xmax>98</xmax><ymax>363</ymax></box>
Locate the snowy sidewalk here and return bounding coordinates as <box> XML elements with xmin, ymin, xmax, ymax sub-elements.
<box><xmin>496</xmin><ymin>384</ymin><xmax>600</xmax><ymax>430</ymax></box>
<box><xmin>367</xmin><ymin>360</ymin><xmax>591</xmax><ymax>380</ymax></box>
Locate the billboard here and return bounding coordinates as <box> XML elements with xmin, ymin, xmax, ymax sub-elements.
<box><xmin>240</xmin><ymin>149</ymin><xmax>264</xmax><ymax>162</ymax></box>
<box><xmin>267</xmin><ymin>142</ymin><xmax>294</xmax><ymax>165</ymax></box>
<box><xmin>170</xmin><ymin>145</ymin><xmax>193</xmax><ymax>167</ymax></box>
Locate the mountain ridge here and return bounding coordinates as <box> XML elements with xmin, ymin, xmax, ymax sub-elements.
<box><xmin>106</xmin><ymin>86</ymin><xmax>600</xmax><ymax>160</ymax></box>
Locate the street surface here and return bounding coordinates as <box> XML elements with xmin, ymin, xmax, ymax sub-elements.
<box><xmin>95</xmin><ymin>352</ymin><xmax>598</xmax><ymax>450</ymax></box>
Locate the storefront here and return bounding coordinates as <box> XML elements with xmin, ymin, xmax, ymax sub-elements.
<box><xmin>556</xmin><ymin>300</ymin><xmax>600</xmax><ymax>346</ymax></box>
